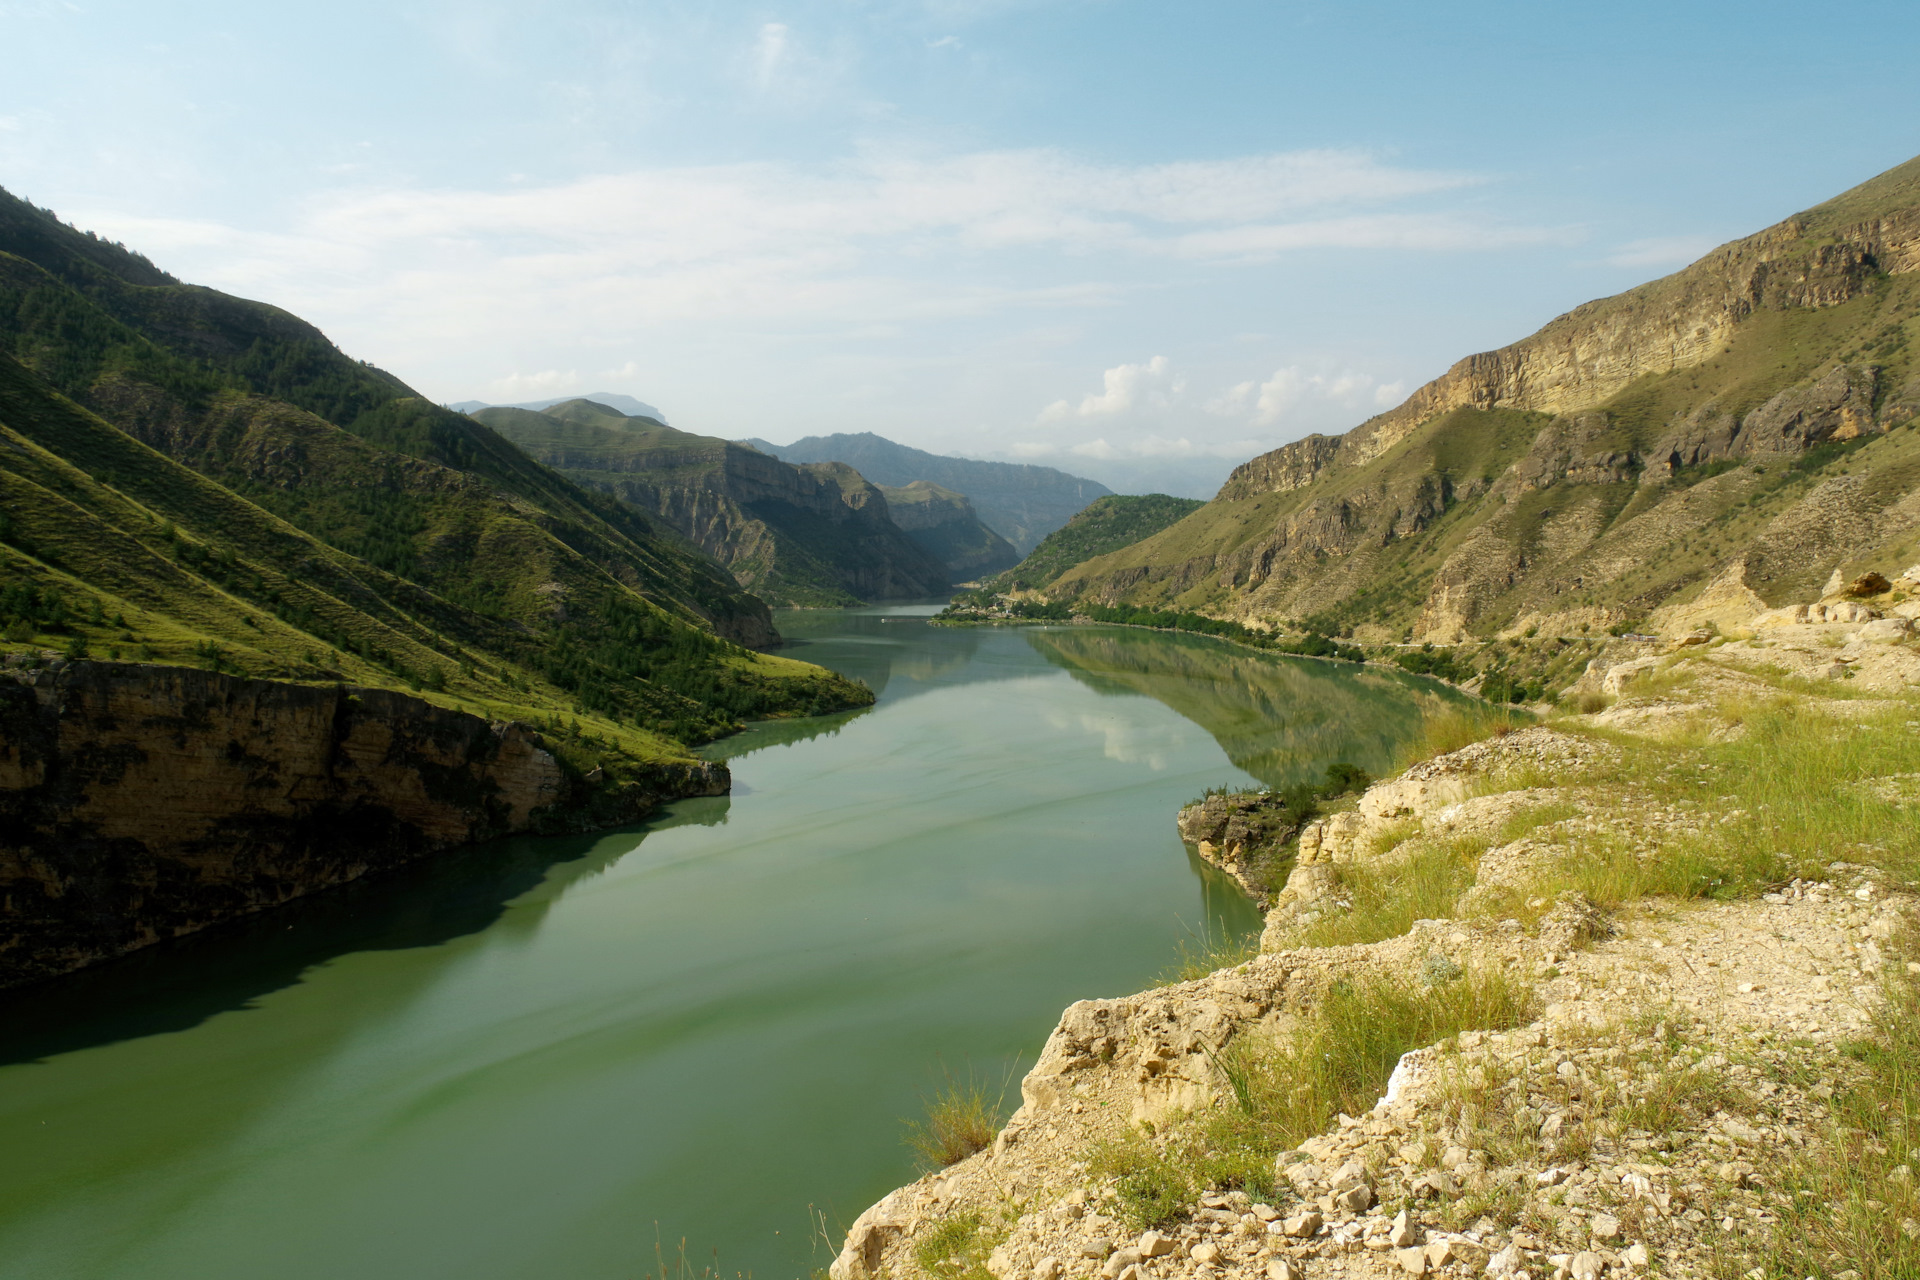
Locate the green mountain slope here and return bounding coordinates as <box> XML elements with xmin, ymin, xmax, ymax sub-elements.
<box><xmin>0</xmin><ymin>189</ymin><xmax>873</xmax><ymax>761</ymax></box>
<box><xmin>0</xmin><ymin>357</ymin><xmax>867</xmax><ymax>757</ymax></box>
<box><xmin>477</xmin><ymin>400</ymin><xmax>949</xmax><ymax>606</ymax></box>
<box><xmin>0</xmin><ymin>187</ymin><xmax>775</xmax><ymax>648</ymax></box>
<box><xmin>1052</xmin><ymin>154</ymin><xmax>1920</xmax><ymax>643</ymax></box>
<box><xmin>750</xmin><ymin>432</ymin><xmax>1111</xmax><ymax>554</ymax></box>
<box><xmin>985</xmin><ymin>494</ymin><xmax>1204</xmax><ymax>594</ymax></box>
<box><xmin>872</xmin><ymin>481</ymin><xmax>1018</xmax><ymax>579</ymax></box>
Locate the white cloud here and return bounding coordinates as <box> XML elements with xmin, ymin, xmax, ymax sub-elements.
<box><xmin>1037</xmin><ymin>355</ymin><xmax>1180</xmax><ymax>422</ymax></box>
<box><xmin>754</xmin><ymin>22</ymin><xmax>790</xmax><ymax>87</ymax></box>
<box><xmin>486</xmin><ymin>368</ymin><xmax>584</xmax><ymax>399</ymax></box>
<box><xmin>1207</xmin><ymin>365</ymin><xmax>1407</xmax><ymax>427</ymax></box>
<box><xmin>1604</xmin><ymin>234</ymin><xmax>1720</xmax><ymax>269</ymax></box>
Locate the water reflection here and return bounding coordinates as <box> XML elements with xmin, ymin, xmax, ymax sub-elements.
<box><xmin>1024</xmin><ymin>626</ymin><xmax>1469</xmax><ymax>787</ymax></box>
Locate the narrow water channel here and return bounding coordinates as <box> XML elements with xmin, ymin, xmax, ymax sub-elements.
<box><xmin>0</xmin><ymin>608</ymin><xmax>1464</xmax><ymax>1280</ymax></box>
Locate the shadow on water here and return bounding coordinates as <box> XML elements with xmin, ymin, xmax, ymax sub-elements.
<box><xmin>1023</xmin><ymin>625</ymin><xmax>1474</xmax><ymax>788</ymax></box>
<box><xmin>771</xmin><ymin>609</ymin><xmax>1039</xmax><ymax>705</ymax></box>
<box><xmin>0</xmin><ymin>799</ymin><xmax>734</xmax><ymax>1067</ymax></box>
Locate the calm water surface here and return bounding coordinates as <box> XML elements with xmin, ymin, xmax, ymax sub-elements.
<box><xmin>0</xmin><ymin>609</ymin><xmax>1463</xmax><ymax>1280</ymax></box>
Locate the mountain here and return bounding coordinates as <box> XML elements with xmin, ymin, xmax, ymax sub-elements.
<box><xmin>1049</xmin><ymin>154</ymin><xmax>1920</xmax><ymax>643</ymax></box>
<box><xmin>872</xmin><ymin>481</ymin><xmax>1019</xmax><ymax>579</ymax></box>
<box><xmin>749</xmin><ymin>432</ymin><xmax>1111</xmax><ymax>555</ymax></box>
<box><xmin>0</xmin><ymin>187</ymin><xmax>871</xmax><ymax>743</ymax></box>
<box><xmin>448</xmin><ymin>392</ymin><xmax>666</xmax><ymax>421</ymax></box>
<box><xmin>0</xmin><ymin>187</ymin><xmax>876</xmax><ymax>983</ymax></box>
<box><xmin>984</xmin><ymin>494</ymin><xmax>1205</xmax><ymax>594</ymax></box>
<box><xmin>474</xmin><ymin>400</ymin><xmax>950</xmax><ymax>606</ymax></box>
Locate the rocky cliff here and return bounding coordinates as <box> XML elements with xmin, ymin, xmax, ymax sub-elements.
<box><xmin>875</xmin><ymin>480</ymin><xmax>1020</xmax><ymax>579</ymax></box>
<box><xmin>1050</xmin><ymin>154</ymin><xmax>1920</xmax><ymax>644</ymax></box>
<box><xmin>0</xmin><ymin>659</ymin><xmax>727</xmax><ymax>988</ymax></box>
<box><xmin>478</xmin><ymin>402</ymin><xmax>950</xmax><ymax>606</ymax></box>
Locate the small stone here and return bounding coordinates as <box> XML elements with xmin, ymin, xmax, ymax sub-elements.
<box><xmin>1394</xmin><ymin>1245</ymin><xmax>1428</xmax><ymax>1274</ymax></box>
<box><xmin>1137</xmin><ymin>1231</ymin><xmax>1176</xmax><ymax>1258</ymax></box>
<box><xmin>1535</xmin><ymin>1167</ymin><xmax>1569</xmax><ymax>1187</ymax></box>
<box><xmin>1266</xmin><ymin>1262</ymin><xmax>1299</xmax><ymax>1280</ymax></box>
<box><xmin>1424</xmin><ymin>1240</ymin><xmax>1455</xmax><ymax>1268</ymax></box>
<box><xmin>1569</xmin><ymin>1252</ymin><xmax>1605</xmax><ymax>1280</ymax></box>
<box><xmin>1100</xmin><ymin>1248</ymin><xmax>1142</xmax><ymax>1279</ymax></box>
<box><xmin>1589</xmin><ymin>1214</ymin><xmax>1621</xmax><ymax>1242</ymax></box>
<box><xmin>1624</xmin><ymin>1243</ymin><xmax>1650</xmax><ymax>1268</ymax></box>
<box><xmin>1190</xmin><ymin>1242</ymin><xmax>1222</xmax><ymax>1265</ymax></box>
<box><xmin>1251</xmin><ymin>1203</ymin><xmax>1279</xmax><ymax>1222</ymax></box>
<box><xmin>1737</xmin><ymin>982</ymin><xmax>1759</xmax><ymax>994</ymax></box>
<box><xmin>1330</xmin><ymin>1182</ymin><xmax>1373</xmax><ymax>1213</ymax></box>
<box><xmin>1078</xmin><ymin>1238</ymin><xmax>1113</xmax><ymax>1259</ymax></box>
<box><xmin>1389</xmin><ymin>1209</ymin><xmax>1420</xmax><ymax>1249</ymax></box>
<box><xmin>1282</xmin><ymin>1210</ymin><xmax>1322</xmax><ymax>1238</ymax></box>
<box><xmin>1486</xmin><ymin>1244</ymin><xmax>1524</xmax><ymax>1277</ymax></box>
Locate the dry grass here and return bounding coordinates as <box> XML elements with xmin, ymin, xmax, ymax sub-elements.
<box><xmin>1089</xmin><ymin>967</ymin><xmax>1537</xmax><ymax>1230</ymax></box>
<box><xmin>1287</xmin><ymin>836</ymin><xmax>1491</xmax><ymax>950</ymax></box>
<box><xmin>1392</xmin><ymin>705</ymin><xmax>1531</xmax><ymax>773</ymax></box>
<box><xmin>1765</xmin><ymin>944</ymin><xmax>1920</xmax><ymax>1280</ymax></box>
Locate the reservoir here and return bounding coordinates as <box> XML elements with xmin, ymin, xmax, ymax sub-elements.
<box><xmin>0</xmin><ymin>608</ymin><xmax>1463</xmax><ymax>1280</ymax></box>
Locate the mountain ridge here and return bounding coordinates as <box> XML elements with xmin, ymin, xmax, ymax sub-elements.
<box><xmin>749</xmin><ymin>431</ymin><xmax>1112</xmax><ymax>554</ymax></box>
<box><xmin>1048</xmin><ymin>154</ymin><xmax>1920</xmax><ymax>645</ymax></box>
<box><xmin>475</xmin><ymin>400</ymin><xmax>951</xmax><ymax>606</ymax></box>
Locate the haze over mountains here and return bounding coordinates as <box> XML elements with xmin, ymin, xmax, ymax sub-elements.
<box><xmin>746</xmin><ymin>432</ymin><xmax>1112</xmax><ymax>555</ymax></box>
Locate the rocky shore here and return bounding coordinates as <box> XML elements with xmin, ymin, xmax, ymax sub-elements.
<box><xmin>828</xmin><ymin>590</ymin><xmax>1920</xmax><ymax>1280</ymax></box>
<box><xmin>0</xmin><ymin>659</ymin><xmax>728</xmax><ymax>988</ymax></box>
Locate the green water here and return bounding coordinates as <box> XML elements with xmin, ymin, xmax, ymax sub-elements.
<box><xmin>0</xmin><ymin>609</ymin><xmax>1464</xmax><ymax>1280</ymax></box>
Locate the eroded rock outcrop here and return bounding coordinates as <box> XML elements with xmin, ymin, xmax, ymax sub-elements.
<box><xmin>0</xmin><ymin>660</ymin><xmax>727</xmax><ymax>987</ymax></box>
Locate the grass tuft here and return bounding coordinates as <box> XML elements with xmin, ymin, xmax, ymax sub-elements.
<box><xmin>905</xmin><ymin>1071</ymin><xmax>1010</xmax><ymax>1171</ymax></box>
<box><xmin>1089</xmin><ymin>967</ymin><xmax>1537</xmax><ymax>1230</ymax></box>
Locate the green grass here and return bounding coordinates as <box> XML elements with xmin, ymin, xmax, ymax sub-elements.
<box><xmin>1766</xmin><ymin>945</ymin><xmax>1920</xmax><ymax>1280</ymax></box>
<box><xmin>1089</xmin><ymin>967</ymin><xmax>1537</xmax><ymax>1230</ymax></box>
<box><xmin>985</xmin><ymin>493</ymin><xmax>1204</xmax><ymax>593</ymax></box>
<box><xmin>904</xmin><ymin>1071</ymin><xmax>1011</xmax><ymax>1171</ymax></box>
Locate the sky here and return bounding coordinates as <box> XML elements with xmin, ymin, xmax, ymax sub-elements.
<box><xmin>3</xmin><ymin>1</ymin><xmax>1918</xmax><ymax>497</ymax></box>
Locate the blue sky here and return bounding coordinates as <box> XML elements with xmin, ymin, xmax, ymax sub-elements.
<box><xmin>4</xmin><ymin>0</ymin><xmax>1917</xmax><ymax>495</ymax></box>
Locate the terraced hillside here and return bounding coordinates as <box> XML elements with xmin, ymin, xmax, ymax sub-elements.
<box><xmin>1050</xmin><ymin>155</ymin><xmax>1920</xmax><ymax>643</ymax></box>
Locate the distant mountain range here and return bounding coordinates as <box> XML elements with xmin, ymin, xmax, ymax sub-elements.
<box><xmin>744</xmin><ymin>432</ymin><xmax>1111</xmax><ymax>555</ymax></box>
<box><xmin>475</xmin><ymin>400</ymin><xmax>1014</xmax><ymax>604</ymax></box>
<box><xmin>448</xmin><ymin>392</ymin><xmax>667</xmax><ymax>421</ymax></box>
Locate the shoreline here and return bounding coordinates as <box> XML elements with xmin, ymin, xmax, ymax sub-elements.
<box><xmin>826</xmin><ymin>601</ymin><xmax>1920</xmax><ymax>1280</ymax></box>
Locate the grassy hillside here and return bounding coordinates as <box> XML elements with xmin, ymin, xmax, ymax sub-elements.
<box><xmin>0</xmin><ymin>191</ymin><xmax>874</xmax><ymax>765</ymax></box>
<box><xmin>1052</xmin><ymin>154</ymin><xmax>1920</xmax><ymax>645</ymax></box>
<box><xmin>0</xmin><ymin>359</ymin><xmax>867</xmax><ymax>756</ymax></box>
<box><xmin>477</xmin><ymin>400</ymin><xmax>950</xmax><ymax>606</ymax></box>
<box><xmin>984</xmin><ymin>494</ymin><xmax>1205</xmax><ymax>593</ymax></box>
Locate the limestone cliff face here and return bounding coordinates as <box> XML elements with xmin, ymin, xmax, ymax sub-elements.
<box><xmin>1051</xmin><ymin>155</ymin><xmax>1920</xmax><ymax>644</ymax></box>
<box><xmin>479</xmin><ymin>405</ymin><xmax>950</xmax><ymax>606</ymax></box>
<box><xmin>1218</xmin><ymin>202</ymin><xmax>1920</xmax><ymax>505</ymax></box>
<box><xmin>874</xmin><ymin>481</ymin><xmax>1020</xmax><ymax>579</ymax></box>
<box><xmin>0</xmin><ymin>660</ymin><xmax>728</xmax><ymax>988</ymax></box>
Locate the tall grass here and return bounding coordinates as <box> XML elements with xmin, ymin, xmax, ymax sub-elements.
<box><xmin>1764</xmin><ymin>956</ymin><xmax>1920</xmax><ymax>1280</ymax></box>
<box><xmin>904</xmin><ymin>1069</ymin><xmax>1010</xmax><ymax>1171</ymax></box>
<box><xmin>1287</xmin><ymin>836</ymin><xmax>1490</xmax><ymax>950</ymax></box>
<box><xmin>1089</xmin><ymin>967</ymin><xmax>1537</xmax><ymax>1229</ymax></box>
<box><xmin>1392</xmin><ymin>705</ymin><xmax>1530</xmax><ymax>773</ymax></box>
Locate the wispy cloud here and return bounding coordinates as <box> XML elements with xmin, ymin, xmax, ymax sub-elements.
<box><xmin>1603</xmin><ymin>234</ymin><xmax>1721</xmax><ymax>269</ymax></box>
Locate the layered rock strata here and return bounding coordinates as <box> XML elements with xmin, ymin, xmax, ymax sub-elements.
<box><xmin>0</xmin><ymin>660</ymin><xmax>726</xmax><ymax>988</ymax></box>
